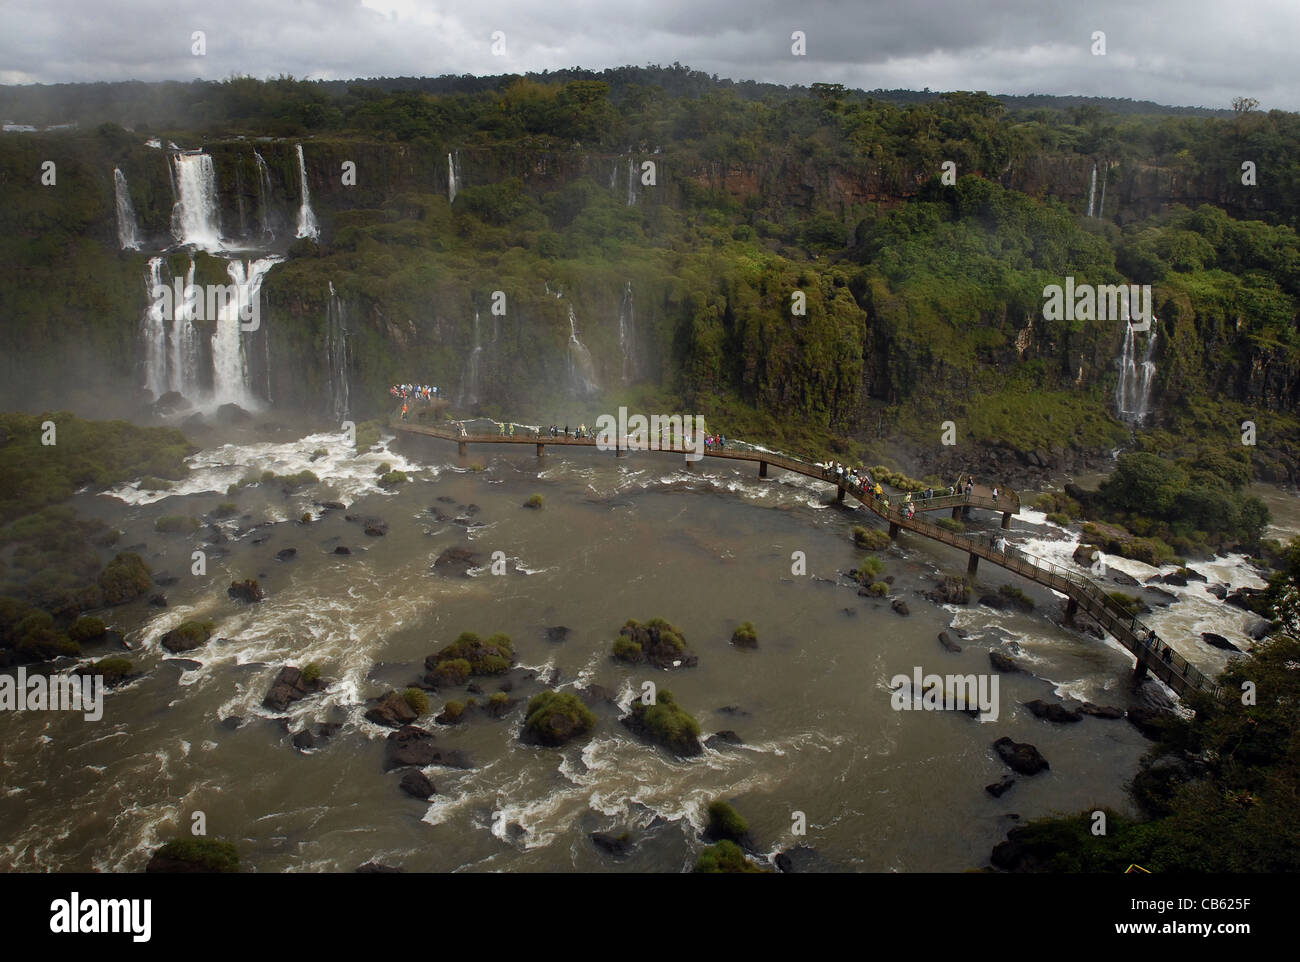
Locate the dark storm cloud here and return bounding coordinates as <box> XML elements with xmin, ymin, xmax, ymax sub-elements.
<box><xmin>1</xmin><ymin>0</ymin><xmax>1295</xmax><ymax>110</ymax></box>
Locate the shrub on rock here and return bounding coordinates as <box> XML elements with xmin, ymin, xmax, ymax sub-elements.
<box><xmin>160</xmin><ymin>619</ymin><xmax>216</xmax><ymax>654</ymax></box>
<box><xmin>695</xmin><ymin>840</ymin><xmax>766</xmax><ymax>873</ymax></box>
<box><xmin>402</xmin><ymin>687</ymin><xmax>429</xmax><ymax>716</ymax></box>
<box><xmin>613</xmin><ymin>618</ymin><xmax>696</xmax><ymax>669</ymax></box>
<box><xmin>427</xmin><ymin>631</ymin><xmax>514</xmax><ymax>676</ymax></box>
<box><xmin>705</xmin><ymin>799</ymin><xmax>748</xmax><ymax>842</ymax></box>
<box><xmin>522</xmin><ymin>690</ymin><xmax>596</xmax><ymax>746</ymax></box>
<box><xmin>146</xmin><ymin>838</ymin><xmax>239</xmax><ymax>873</ymax></box>
<box><xmin>622</xmin><ymin>688</ymin><xmax>702</xmax><ymax>756</ymax></box>
<box><xmin>731</xmin><ymin>622</ymin><xmax>758</xmax><ymax>648</ymax></box>
<box><xmin>99</xmin><ymin>552</ymin><xmax>152</xmax><ymax>605</ymax></box>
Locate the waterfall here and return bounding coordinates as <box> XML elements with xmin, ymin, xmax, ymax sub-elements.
<box><xmin>618</xmin><ymin>280</ymin><xmax>636</xmax><ymax>383</ymax></box>
<box><xmin>114</xmin><ymin>168</ymin><xmax>141</xmax><ymax>250</ymax></box>
<box><xmin>169</xmin><ymin>258</ymin><xmax>202</xmax><ymax>395</ymax></box>
<box><xmin>609</xmin><ymin>160</ymin><xmax>618</xmax><ymax>190</ymax></box>
<box><xmin>170</xmin><ymin>151</ymin><xmax>223</xmax><ymax>251</ymax></box>
<box><xmin>566</xmin><ymin>303</ymin><xmax>599</xmax><ymax>396</ymax></box>
<box><xmin>211</xmin><ymin>258</ymin><xmax>278</xmax><ymax>407</ymax></box>
<box><xmin>1098</xmin><ymin>162</ymin><xmax>1108</xmax><ymax>220</ymax></box>
<box><xmin>142</xmin><ymin>257</ymin><xmax>168</xmax><ymax>396</ymax></box>
<box><xmin>1116</xmin><ymin>320</ymin><xmax>1158</xmax><ymax>424</ymax></box>
<box><xmin>448</xmin><ymin>151</ymin><xmax>461</xmax><ymax>204</ymax></box>
<box><xmin>1086</xmin><ymin>162</ymin><xmax>1097</xmax><ymax>218</ymax></box>
<box><xmin>326</xmin><ymin>282</ymin><xmax>350</xmax><ymax>420</ymax></box>
<box><xmin>254</xmin><ymin>152</ymin><xmax>276</xmax><ymax>243</ymax></box>
<box><xmin>295</xmin><ymin>144</ymin><xmax>318</xmax><ymax>240</ymax></box>
<box><xmin>626</xmin><ymin>156</ymin><xmax>638</xmax><ymax>206</ymax></box>
<box><xmin>459</xmin><ymin>308</ymin><xmax>483</xmax><ymax>406</ymax></box>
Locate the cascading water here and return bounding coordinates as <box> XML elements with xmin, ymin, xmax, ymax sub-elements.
<box><xmin>295</xmin><ymin>144</ymin><xmax>319</xmax><ymax>240</ymax></box>
<box><xmin>114</xmin><ymin>168</ymin><xmax>141</xmax><ymax>250</ymax></box>
<box><xmin>609</xmin><ymin>160</ymin><xmax>618</xmax><ymax>190</ymax></box>
<box><xmin>448</xmin><ymin>151</ymin><xmax>461</xmax><ymax>204</ymax></box>
<box><xmin>626</xmin><ymin>156</ymin><xmax>638</xmax><ymax>206</ymax></box>
<box><xmin>1097</xmin><ymin>162</ymin><xmax>1108</xmax><ymax>220</ymax></box>
<box><xmin>171</xmin><ymin>258</ymin><xmax>202</xmax><ymax>395</ymax></box>
<box><xmin>618</xmin><ymin>280</ymin><xmax>636</xmax><ymax>383</ymax></box>
<box><xmin>254</xmin><ymin>152</ymin><xmax>276</xmax><ymax>243</ymax></box>
<box><xmin>170</xmin><ymin>151</ymin><xmax>223</xmax><ymax>251</ymax></box>
<box><xmin>142</xmin><ymin>257</ymin><xmax>168</xmax><ymax>396</ymax></box>
<box><xmin>212</xmin><ymin>258</ymin><xmax>278</xmax><ymax>407</ymax></box>
<box><xmin>1116</xmin><ymin>319</ymin><xmax>1158</xmax><ymax>424</ymax></box>
<box><xmin>459</xmin><ymin>308</ymin><xmax>483</xmax><ymax>406</ymax></box>
<box><xmin>1086</xmin><ymin>162</ymin><xmax>1097</xmax><ymax>218</ymax></box>
<box><xmin>566</xmin><ymin>302</ymin><xmax>599</xmax><ymax>396</ymax></box>
<box><xmin>326</xmin><ymin>282</ymin><xmax>350</xmax><ymax>421</ymax></box>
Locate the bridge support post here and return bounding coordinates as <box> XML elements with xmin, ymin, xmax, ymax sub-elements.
<box><xmin>759</xmin><ymin>461</ymin><xmax>768</xmax><ymax>478</ymax></box>
<box><xmin>967</xmin><ymin>553</ymin><xmax>979</xmax><ymax>578</ymax></box>
<box><xmin>951</xmin><ymin>507</ymin><xmax>961</xmax><ymax>520</ymax></box>
<box><xmin>1065</xmin><ymin>597</ymin><xmax>1078</xmax><ymax>624</ymax></box>
<box><xmin>1133</xmin><ymin>660</ymin><xmax>1150</xmax><ymax>683</ymax></box>
<box><xmin>683</xmin><ymin>457</ymin><xmax>693</xmax><ymax>471</ymax></box>
<box><xmin>458</xmin><ymin>441</ymin><xmax>467</xmax><ymax>457</ymax></box>
<box><xmin>616</xmin><ymin>446</ymin><xmax>627</xmax><ymax>458</ymax></box>
<box><xmin>1001</xmin><ymin>512</ymin><xmax>1012</xmax><ymax>529</ymax></box>
<box><xmin>837</xmin><ymin>485</ymin><xmax>845</xmax><ymax>503</ymax></box>
<box><xmin>536</xmin><ymin>443</ymin><xmax>545</xmax><ymax>457</ymax></box>
<box><xmin>888</xmin><ymin>522</ymin><xmax>900</xmax><ymax>539</ymax></box>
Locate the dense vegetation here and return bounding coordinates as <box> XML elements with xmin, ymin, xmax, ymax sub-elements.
<box><xmin>1</xmin><ymin>71</ymin><xmax>1297</xmax><ymax>489</ymax></box>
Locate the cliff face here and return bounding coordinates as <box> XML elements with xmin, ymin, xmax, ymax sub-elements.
<box><xmin>1</xmin><ymin>132</ymin><xmax>1295</xmax><ymax>460</ymax></box>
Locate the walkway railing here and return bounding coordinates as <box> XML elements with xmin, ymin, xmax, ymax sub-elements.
<box><xmin>389</xmin><ymin>416</ymin><xmax>1217</xmax><ymax>698</ymax></box>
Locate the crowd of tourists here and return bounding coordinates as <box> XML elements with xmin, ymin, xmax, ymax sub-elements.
<box><xmin>391</xmin><ymin>383</ymin><xmax>439</xmax><ymax>401</ymax></box>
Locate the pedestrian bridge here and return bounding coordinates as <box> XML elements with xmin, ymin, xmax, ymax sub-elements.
<box><xmin>390</xmin><ymin>417</ymin><xmax>1221</xmax><ymax>699</ymax></box>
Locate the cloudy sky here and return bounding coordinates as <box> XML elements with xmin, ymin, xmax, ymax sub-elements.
<box><xmin>3</xmin><ymin>0</ymin><xmax>1296</xmax><ymax>110</ymax></box>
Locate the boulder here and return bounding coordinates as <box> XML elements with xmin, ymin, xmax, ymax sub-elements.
<box><xmin>383</xmin><ymin>725</ymin><xmax>438</xmax><ymax>770</ymax></box>
<box><xmin>1126</xmin><ymin>706</ymin><xmax>1172</xmax><ymax>739</ymax></box>
<box><xmin>1247</xmin><ymin>618</ymin><xmax>1275</xmax><ymax>641</ymax></box>
<box><xmin>276</xmin><ymin>548</ymin><xmax>297</xmax><ymax>561</ymax></box>
<box><xmin>590</xmin><ymin>832</ymin><xmax>634</xmax><ymax>857</ymax></box>
<box><xmin>399</xmin><ymin>770</ymin><xmax>437</xmax><ymax>799</ymax></box>
<box><xmin>1201</xmin><ymin>632</ymin><xmax>1241</xmax><ymax>652</ymax></box>
<box><xmin>993</xmin><ymin>737</ymin><xmax>1049</xmax><ymax>775</ymax></box>
<box><xmin>1145</xmin><ymin>586</ymin><xmax>1179</xmax><ymax>606</ymax></box>
<box><xmin>1023</xmin><ymin>699</ymin><xmax>1082</xmax><ymax>724</ymax></box>
<box><xmin>319</xmin><ymin>500</ymin><xmax>346</xmax><ymax>511</ymax></box>
<box><xmin>704</xmin><ymin>730</ymin><xmax>744</xmax><ymax>750</ymax></box>
<box><xmin>433</xmin><ymin>545</ymin><xmax>480</xmax><ymax>576</ymax></box>
<box><xmin>262</xmin><ymin>666</ymin><xmax>326</xmax><ymax>713</ymax></box>
<box><xmin>149</xmin><ymin>593</ymin><xmax>168</xmax><ymax>607</ymax></box>
<box><xmin>215</xmin><ymin>403</ymin><xmax>252</xmax><ymax>424</ymax></box>
<box><xmin>924</xmin><ymin>577</ymin><xmax>970</xmax><ymax>605</ymax></box>
<box><xmin>356</xmin><ymin>862</ymin><xmax>404</xmax><ymax>873</ymax></box>
<box><xmin>365</xmin><ymin>690</ymin><xmax>418</xmax><ymax>728</ymax></box>
<box><xmin>985</xmin><ymin>776</ymin><xmax>1016</xmax><ymax>798</ymax></box>
<box><xmin>937</xmin><ymin>630</ymin><xmax>964</xmax><ymax>653</ymax></box>
<box><xmin>1110</xmin><ymin>570</ymin><xmax>1141</xmax><ymax>587</ymax></box>
<box><xmin>544</xmin><ymin>626</ymin><xmax>570</xmax><ymax>643</ymax></box>
<box><xmin>1079</xmin><ymin>702</ymin><xmax>1124</xmax><ymax>720</ymax></box>
<box><xmin>989</xmin><ymin>650</ymin><xmax>1022</xmax><ymax>674</ymax></box>
<box><xmin>291</xmin><ymin>729</ymin><xmax>315</xmax><ymax>750</ymax></box>
<box><xmin>1160</xmin><ymin>571</ymin><xmax>1189</xmax><ymax>587</ymax></box>
<box><xmin>363</xmin><ymin>518</ymin><xmax>388</xmax><ymax>537</ymax></box>
<box><xmin>1224</xmin><ymin>588</ymin><xmax>1263</xmax><ymax>611</ymax></box>
<box><xmin>891</xmin><ymin>599</ymin><xmax>910</xmax><ymax>617</ymax></box>
<box><xmin>1206</xmin><ymin>583</ymin><xmax>1228</xmax><ymax>600</ymax></box>
<box><xmin>227</xmin><ymin>579</ymin><xmax>265</xmax><ymax>603</ymax></box>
